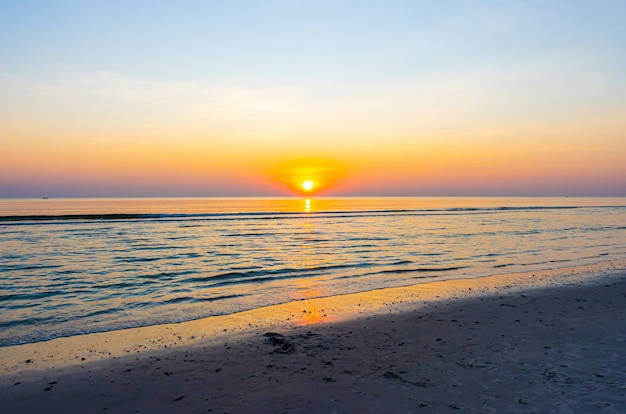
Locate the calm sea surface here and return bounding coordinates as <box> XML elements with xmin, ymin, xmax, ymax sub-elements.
<box><xmin>1</xmin><ymin>197</ymin><xmax>625</xmax><ymax>346</ymax></box>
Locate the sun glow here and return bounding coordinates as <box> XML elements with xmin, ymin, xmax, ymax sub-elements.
<box><xmin>269</xmin><ymin>158</ymin><xmax>345</xmax><ymax>195</ymax></box>
<box><xmin>301</xmin><ymin>180</ymin><xmax>314</xmax><ymax>192</ymax></box>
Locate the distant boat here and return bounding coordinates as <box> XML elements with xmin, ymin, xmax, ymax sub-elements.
<box><xmin>42</xmin><ymin>197</ymin><xmax>49</xmax><ymax>199</ymax></box>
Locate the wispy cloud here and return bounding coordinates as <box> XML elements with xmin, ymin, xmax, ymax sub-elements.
<box><xmin>1</xmin><ymin>53</ymin><xmax>622</xmax><ymax>144</ymax></box>
<box><xmin>0</xmin><ymin>69</ymin><xmax>303</xmax><ymax>129</ymax></box>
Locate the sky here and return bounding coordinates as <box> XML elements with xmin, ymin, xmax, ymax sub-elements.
<box><xmin>1</xmin><ymin>0</ymin><xmax>625</xmax><ymax>197</ymax></box>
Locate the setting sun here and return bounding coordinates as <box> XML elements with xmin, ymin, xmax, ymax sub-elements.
<box><xmin>268</xmin><ymin>158</ymin><xmax>345</xmax><ymax>195</ymax></box>
<box><xmin>302</xmin><ymin>180</ymin><xmax>314</xmax><ymax>192</ymax></box>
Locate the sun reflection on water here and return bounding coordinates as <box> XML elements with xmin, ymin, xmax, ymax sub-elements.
<box><xmin>288</xmin><ymin>214</ymin><xmax>335</xmax><ymax>325</ymax></box>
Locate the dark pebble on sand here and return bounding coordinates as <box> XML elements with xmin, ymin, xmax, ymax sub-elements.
<box><xmin>24</xmin><ymin>359</ymin><xmax>32</xmax><ymax>363</ymax></box>
<box><xmin>383</xmin><ymin>371</ymin><xmax>400</xmax><ymax>379</ymax></box>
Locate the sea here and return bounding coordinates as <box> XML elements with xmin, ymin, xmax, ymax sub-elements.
<box><xmin>1</xmin><ymin>197</ymin><xmax>625</xmax><ymax>347</ymax></box>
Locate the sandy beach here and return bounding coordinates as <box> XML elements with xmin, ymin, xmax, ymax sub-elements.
<box><xmin>2</xmin><ymin>260</ymin><xmax>626</xmax><ymax>413</ymax></box>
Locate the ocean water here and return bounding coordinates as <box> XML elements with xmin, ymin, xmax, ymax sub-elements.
<box><xmin>1</xmin><ymin>197</ymin><xmax>625</xmax><ymax>347</ymax></box>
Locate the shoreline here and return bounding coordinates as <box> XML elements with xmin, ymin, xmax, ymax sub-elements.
<box><xmin>1</xmin><ymin>258</ymin><xmax>625</xmax><ymax>376</ymax></box>
<box><xmin>1</xmin><ymin>260</ymin><xmax>625</xmax><ymax>412</ymax></box>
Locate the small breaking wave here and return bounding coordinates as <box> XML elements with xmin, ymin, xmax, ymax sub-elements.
<box><xmin>2</xmin><ymin>204</ymin><xmax>619</xmax><ymax>225</ymax></box>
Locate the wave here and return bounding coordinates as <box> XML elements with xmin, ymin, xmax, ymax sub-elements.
<box><xmin>188</xmin><ymin>262</ymin><xmax>376</xmax><ymax>285</ymax></box>
<box><xmin>2</xmin><ymin>205</ymin><xmax>621</xmax><ymax>224</ymax></box>
<box><xmin>375</xmin><ymin>266</ymin><xmax>468</xmax><ymax>274</ymax></box>
<box><xmin>161</xmin><ymin>293</ymin><xmax>245</xmax><ymax>305</ymax></box>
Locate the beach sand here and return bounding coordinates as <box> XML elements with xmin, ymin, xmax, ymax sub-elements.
<box><xmin>2</xmin><ymin>260</ymin><xmax>626</xmax><ymax>413</ymax></box>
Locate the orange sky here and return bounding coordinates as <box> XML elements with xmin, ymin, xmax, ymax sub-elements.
<box><xmin>1</xmin><ymin>2</ymin><xmax>625</xmax><ymax>197</ymax></box>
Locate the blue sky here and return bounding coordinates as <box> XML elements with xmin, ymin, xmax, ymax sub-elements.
<box><xmin>3</xmin><ymin>1</ymin><xmax>624</xmax><ymax>84</ymax></box>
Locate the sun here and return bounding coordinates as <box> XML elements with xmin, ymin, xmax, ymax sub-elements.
<box><xmin>270</xmin><ymin>157</ymin><xmax>345</xmax><ymax>195</ymax></box>
<box><xmin>301</xmin><ymin>180</ymin><xmax>315</xmax><ymax>192</ymax></box>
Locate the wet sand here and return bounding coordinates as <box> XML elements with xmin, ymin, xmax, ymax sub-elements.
<box><xmin>2</xmin><ymin>260</ymin><xmax>626</xmax><ymax>413</ymax></box>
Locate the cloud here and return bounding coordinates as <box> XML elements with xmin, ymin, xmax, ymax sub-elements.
<box><xmin>1</xmin><ymin>52</ymin><xmax>622</xmax><ymax>144</ymax></box>
<box><xmin>0</xmin><ymin>69</ymin><xmax>303</xmax><ymax>130</ymax></box>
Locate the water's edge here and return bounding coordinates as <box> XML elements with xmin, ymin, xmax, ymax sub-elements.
<box><xmin>2</xmin><ymin>257</ymin><xmax>625</xmax><ymax>378</ymax></box>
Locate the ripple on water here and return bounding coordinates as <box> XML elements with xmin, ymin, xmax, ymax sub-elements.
<box><xmin>1</xmin><ymin>199</ymin><xmax>625</xmax><ymax>346</ymax></box>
